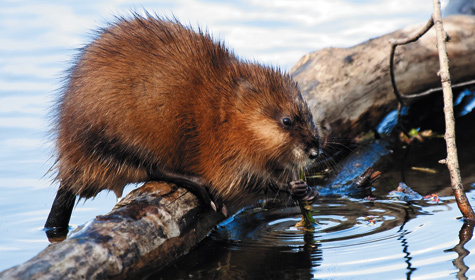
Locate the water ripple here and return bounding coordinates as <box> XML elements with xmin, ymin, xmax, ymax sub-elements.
<box><xmin>202</xmin><ymin>197</ymin><xmax>468</xmax><ymax>279</ymax></box>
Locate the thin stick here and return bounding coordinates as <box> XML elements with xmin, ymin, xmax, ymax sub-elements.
<box><xmin>402</xmin><ymin>79</ymin><xmax>475</xmax><ymax>100</ymax></box>
<box><xmin>389</xmin><ymin>17</ymin><xmax>434</xmax><ymax>107</ymax></box>
<box><xmin>432</xmin><ymin>0</ymin><xmax>475</xmax><ymax>221</ymax></box>
<box><xmin>389</xmin><ymin>17</ymin><xmax>434</xmax><ymax>125</ymax></box>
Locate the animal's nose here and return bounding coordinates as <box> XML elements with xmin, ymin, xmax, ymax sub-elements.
<box><xmin>308</xmin><ymin>148</ymin><xmax>319</xmax><ymax>160</ymax></box>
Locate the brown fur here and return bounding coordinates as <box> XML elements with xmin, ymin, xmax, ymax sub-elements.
<box><xmin>52</xmin><ymin>14</ymin><xmax>320</xmax><ymax>210</ymax></box>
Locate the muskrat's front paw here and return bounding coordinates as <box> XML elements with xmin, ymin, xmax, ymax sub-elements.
<box><xmin>301</xmin><ymin>187</ymin><xmax>319</xmax><ymax>203</ymax></box>
<box><xmin>289</xmin><ymin>180</ymin><xmax>319</xmax><ymax>203</ymax></box>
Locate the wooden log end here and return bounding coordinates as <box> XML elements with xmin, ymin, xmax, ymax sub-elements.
<box><xmin>0</xmin><ymin>182</ymin><xmax>226</xmax><ymax>279</ymax></box>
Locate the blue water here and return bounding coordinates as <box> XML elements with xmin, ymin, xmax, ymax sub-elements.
<box><xmin>4</xmin><ymin>1</ymin><xmax>473</xmax><ymax>279</ymax></box>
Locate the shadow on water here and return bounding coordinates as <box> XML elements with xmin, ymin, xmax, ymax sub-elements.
<box><xmin>445</xmin><ymin>220</ymin><xmax>475</xmax><ymax>280</ymax></box>
<box><xmin>397</xmin><ymin>204</ymin><xmax>417</xmax><ymax>279</ymax></box>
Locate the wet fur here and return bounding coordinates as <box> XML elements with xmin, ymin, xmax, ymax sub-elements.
<box><xmin>52</xmin><ymin>13</ymin><xmax>320</xmax><ymax>212</ymax></box>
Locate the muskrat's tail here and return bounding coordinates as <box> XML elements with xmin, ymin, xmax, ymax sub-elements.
<box><xmin>44</xmin><ymin>187</ymin><xmax>76</xmax><ymax>241</ymax></box>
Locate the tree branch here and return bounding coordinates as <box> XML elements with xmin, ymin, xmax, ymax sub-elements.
<box><xmin>432</xmin><ymin>0</ymin><xmax>475</xmax><ymax>221</ymax></box>
<box><xmin>389</xmin><ymin>16</ymin><xmax>435</xmax><ymax>107</ymax></box>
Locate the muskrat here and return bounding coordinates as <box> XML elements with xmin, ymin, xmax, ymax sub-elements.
<box><xmin>45</xmin><ymin>13</ymin><xmax>321</xmax><ymax>233</ymax></box>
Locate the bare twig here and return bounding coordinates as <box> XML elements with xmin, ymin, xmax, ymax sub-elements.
<box><xmin>402</xmin><ymin>79</ymin><xmax>475</xmax><ymax>100</ymax></box>
<box><xmin>389</xmin><ymin>17</ymin><xmax>434</xmax><ymax>107</ymax></box>
<box><xmin>387</xmin><ymin>2</ymin><xmax>475</xmax><ymax>220</ymax></box>
<box><xmin>432</xmin><ymin>0</ymin><xmax>475</xmax><ymax>221</ymax></box>
<box><xmin>389</xmin><ymin>17</ymin><xmax>434</xmax><ymax>126</ymax></box>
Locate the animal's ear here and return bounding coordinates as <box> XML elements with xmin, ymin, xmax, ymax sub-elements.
<box><xmin>234</xmin><ymin>77</ymin><xmax>258</xmax><ymax>112</ymax></box>
<box><xmin>234</xmin><ymin>77</ymin><xmax>258</xmax><ymax>104</ymax></box>
<box><xmin>234</xmin><ymin>77</ymin><xmax>257</xmax><ymax>100</ymax></box>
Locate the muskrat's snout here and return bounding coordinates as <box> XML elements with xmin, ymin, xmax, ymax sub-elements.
<box><xmin>305</xmin><ymin>117</ymin><xmax>324</xmax><ymax>161</ymax></box>
<box><xmin>308</xmin><ymin>147</ymin><xmax>319</xmax><ymax>160</ymax></box>
<box><xmin>306</xmin><ymin>134</ymin><xmax>321</xmax><ymax>160</ymax></box>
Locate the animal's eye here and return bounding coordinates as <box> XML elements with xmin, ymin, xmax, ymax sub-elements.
<box><xmin>282</xmin><ymin>117</ymin><xmax>293</xmax><ymax>127</ymax></box>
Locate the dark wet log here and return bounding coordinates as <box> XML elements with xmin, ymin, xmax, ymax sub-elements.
<box><xmin>291</xmin><ymin>15</ymin><xmax>475</xmax><ymax>139</ymax></box>
<box><xmin>0</xmin><ymin>182</ymin><xmax>225</xmax><ymax>280</ymax></box>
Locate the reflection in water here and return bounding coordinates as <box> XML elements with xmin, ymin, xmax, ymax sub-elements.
<box><xmin>396</xmin><ymin>204</ymin><xmax>416</xmax><ymax>279</ymax></box>
<box><xmin>156</xmin><ymin>198</ymin><xmax>435</xmax><ymax>279</ymax></box>
<box><xmin>445</xmin><ymin>220</ymin><xmax>475</xmax><ymax>280</ymax></box>
<box><xmin>155</xmin><ymin>195</ymin><xmax>475</xmax><ymax>279</ymax></box>
<box><xmin>398</xmin><ymin>228</ymin><xmax>415</xmax><ymax>279</ymax></box>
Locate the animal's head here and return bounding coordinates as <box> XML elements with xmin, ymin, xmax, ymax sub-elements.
<box><xmin>233</xmin><ymin>65</ymin><xmax>322</xmax><ymax>182</ymax></box>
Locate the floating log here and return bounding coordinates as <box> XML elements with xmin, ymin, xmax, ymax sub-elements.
<box><xmin>290</xmin><ymin>15</ymin><xmax>475</xmax><ymax>139</ymax></box>
<box><xmin>0</xmin><ymin>182</ymin><xmax>225</xmax><ymax>279</ymax></box>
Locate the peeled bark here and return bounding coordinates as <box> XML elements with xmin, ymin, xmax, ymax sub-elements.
<box><xmin>291</xmin><ymin>15</ymin><xmax>475</xmax><ymax>139</ymax></box>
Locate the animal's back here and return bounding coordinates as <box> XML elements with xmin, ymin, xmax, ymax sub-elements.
<box><xmin>46</xmin><ymin>14</ymin><xmax>321</xmax><ymax>235</ymax></box>
<box><xmin>56</xmin><ymin>17</ymin><xmax>237</xmax><ymax>198</ymax></box>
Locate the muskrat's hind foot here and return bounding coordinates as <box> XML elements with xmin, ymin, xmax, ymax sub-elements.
<box><xmin>154</xmin><ymin>170</ymin><xmax>227</xmax><ymax>216</ymax></box>
<box><xmin>289</xmin><ymin>180</ymin><xmax>319</xmax><ymax>203</ymax></box>
<box><xmin>210</xmin><ymin>201</ymin><xmax>228</xmax><ymax>217</ymax></box>
<box><xmin>44</xmin><ymin>188</ymin><xmax>76</xmax><ymax>241</ymax></box>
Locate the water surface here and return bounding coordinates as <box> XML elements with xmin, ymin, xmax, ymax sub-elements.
<box><xmin>4</xmin><ymin>1</ymin><xmax>473</xmax><ymax>279</ymax></box>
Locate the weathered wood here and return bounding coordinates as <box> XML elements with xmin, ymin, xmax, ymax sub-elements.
<box><xmin>3</xmin><ymin>14</ymin><xmax>475</xmax><ymax>280</ymax></box>
<box><xmin>0</xmin><ymin>182</ymin><xmax>225</xmax><ymax>279</ymax></box>
<box><xmin>291</xmin><ymin>15</ymin><xmax>475</xmax><ymax>139</ymax></box>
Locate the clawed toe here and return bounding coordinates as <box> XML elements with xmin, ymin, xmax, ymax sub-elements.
<box><xmin>210</xmin><ymin>200</ymin><xmax>228</xmax><ymax>217</ymax></box>
<box><xmin>289</xmin><ymin>180</ymin><xmax>318</xmax><ymax>203</ymax></box>
<box><xmin>301</xmin><ymin>188</ymin><xmax>319</xmax><ymax>203</ymax></box>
